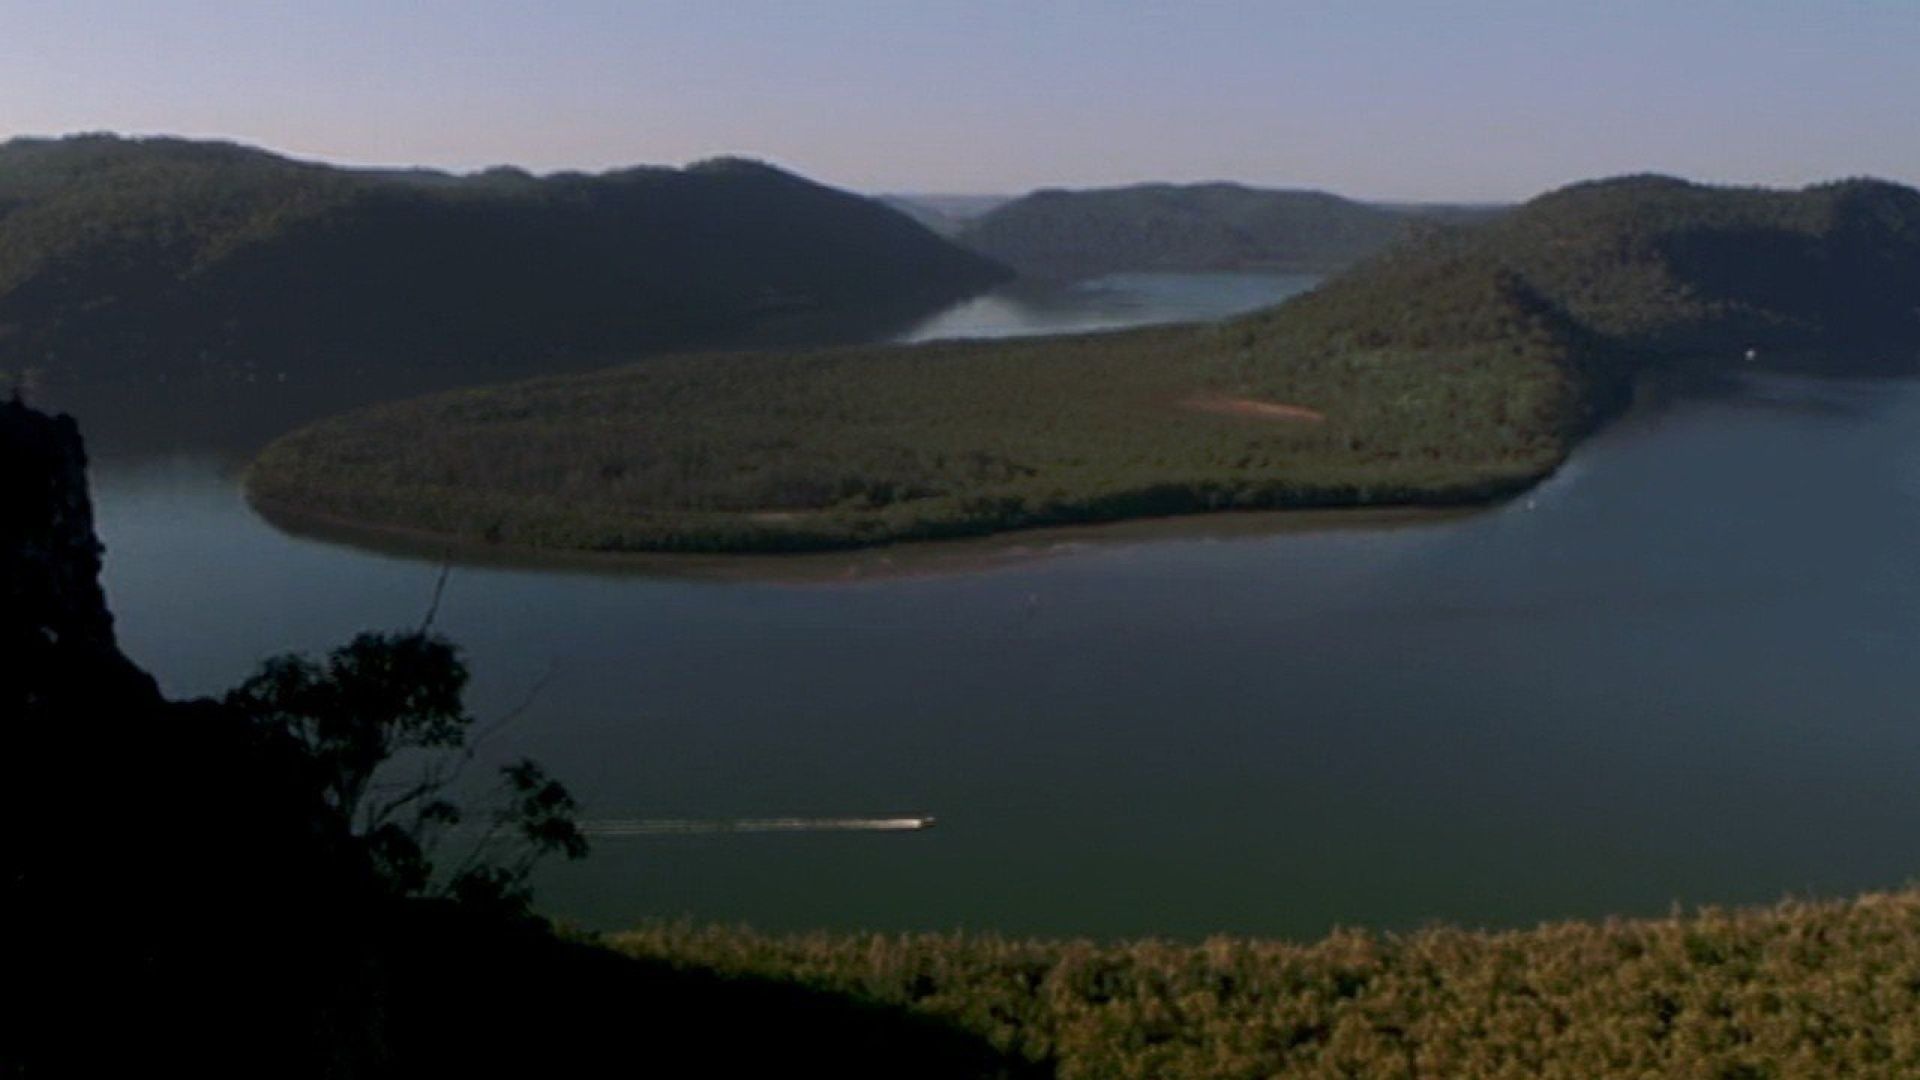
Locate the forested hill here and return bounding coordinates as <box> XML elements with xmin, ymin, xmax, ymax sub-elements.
<box><xmin>1431</xmin><ymin>173</ymin><xmax>1920</xmax><ymax>357</ymax></box>
<box><xmin>0</xmin><ymin>134</ymin><xmax>1009</xmax><ymax>384</ymax></box>
<box><xmin>955</xmin><ymin>182</ymin><xmax>1443</xmax><ymax>280</ymax></box>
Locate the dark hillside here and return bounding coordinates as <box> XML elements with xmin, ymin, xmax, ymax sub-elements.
<box><xmin>0</xmin><ymin>135</ymin><xmax>1007</xmax><ymax>384</ymax></box>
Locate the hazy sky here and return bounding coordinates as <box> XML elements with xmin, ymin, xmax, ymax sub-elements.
<box><xmin>2</xmin><ymin>1</ymin><xmax>1915</xmax><ymax>200</ymax></box>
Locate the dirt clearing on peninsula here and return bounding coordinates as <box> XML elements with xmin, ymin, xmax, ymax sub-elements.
<box><xmin>1181</xmin><ymin>395</ymin><xmax>1327</xmax><ymax>422</ymax></box>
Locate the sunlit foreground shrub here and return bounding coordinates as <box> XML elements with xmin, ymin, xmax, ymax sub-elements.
<box><xmin>613</xmin><ymin>889</ymin><xmax>1920</xmax><ymax>1079</ymax></box>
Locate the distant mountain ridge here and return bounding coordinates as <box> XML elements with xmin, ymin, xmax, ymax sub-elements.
<box><xmin>0</xmin><ymin>134</ymin><xmax>1008</xmax><ymax>383</ymax></box>
<box><xmin>877</xmin><ymin>194</ymin><xmax>1011</xmax><ymax>237</ymax></box>
<box><xmin>956</xmin><ymin>181</ymin><xmax>1501</xmax><ymax>280</ymax></box>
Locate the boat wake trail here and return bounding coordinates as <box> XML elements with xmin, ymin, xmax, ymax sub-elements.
<box><xmin>579</xmin><ymin>815</ymin><xmax>936</xmax><ymax>837</ymax></box>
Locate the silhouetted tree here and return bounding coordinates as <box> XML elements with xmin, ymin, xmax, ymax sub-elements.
<box><xmin>224</xmin><ymin>630</ymin><xmax>588</xmax><ymax>915</ymax></box>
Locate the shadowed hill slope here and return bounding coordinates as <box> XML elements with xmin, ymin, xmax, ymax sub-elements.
<box><xmin>0</xmin><ymin>135</ymin><xmax>1008</xmax><ymax>385</ymax></box>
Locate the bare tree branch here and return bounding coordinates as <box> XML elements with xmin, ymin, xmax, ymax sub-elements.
<box><xmin>417</xmin><ymin>561</ymin><xmax>453</xmax><ymax>634</ymax></box>
<box><xmin>462</xmin><ymin>658</ymin><xmax>562</xmax><ymax>763</ymax></box>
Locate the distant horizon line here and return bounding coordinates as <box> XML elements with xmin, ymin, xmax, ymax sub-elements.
<box><xmin>4</xmin><ymin>128</ymin><xmax>1911</xmax><ymax>208</ymax></box>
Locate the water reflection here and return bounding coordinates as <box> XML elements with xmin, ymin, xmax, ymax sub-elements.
<box><xmin>895</xmin><ymin>271</ymin><xmax>1320</xmax><ymax>341</ymax></box>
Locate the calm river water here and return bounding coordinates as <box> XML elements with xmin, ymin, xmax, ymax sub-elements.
<box><xmin>52</xmin><ymin>272</ymin><xmax>1920</xmax><ymax>940</ymax></box>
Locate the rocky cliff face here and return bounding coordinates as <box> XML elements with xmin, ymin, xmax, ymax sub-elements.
<box><xmin>1</xmin><ymin>399</ymin><xmax>384</xmax><ymax>1077</ymax></box>
<box><xmin>0</xmin><ymin>398</ymin><xmax>151</xmax><ymax>691</ymax></box>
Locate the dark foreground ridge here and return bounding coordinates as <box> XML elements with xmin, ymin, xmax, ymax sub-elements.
<box><xmin>248</xmin><ymin>173</ymin><xmax>1920</xmax><ymax>554</ymax></box>
<box><xmin>0</xmin><ymin>134</ymin><xmax>1007</xmax><ymax>386</ymax></box>
<box><xmin>0</xmin><ymin>400</ymin><xmax>1036</xmax><ymax>1079</ymax></box>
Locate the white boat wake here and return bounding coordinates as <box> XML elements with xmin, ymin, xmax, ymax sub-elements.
<box><xmin>578</xmin><ymin>815</ymin><xmax>936</xmax><ymax>837</ymax></box>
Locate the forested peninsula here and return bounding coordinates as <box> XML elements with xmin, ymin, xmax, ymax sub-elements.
<box><xmin>0</xmin><ymin>135</ymin><xmax>1006</xmax><ymax>384</ymax></box>
<box><xmin>247</xmin><ymin>175</ymin><xmax>1920</xmax><ymax>555</ymax></box>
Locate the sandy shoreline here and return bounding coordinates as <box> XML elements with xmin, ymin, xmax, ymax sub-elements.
<box><xmin>244</xmin><ymin>485</ymin><xmax>1480</xmax><ymax>584</ymax></box>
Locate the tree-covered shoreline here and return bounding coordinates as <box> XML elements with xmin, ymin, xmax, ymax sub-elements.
<box><xmin>247</xmin><ymin>173</ymin><xmax>1920</xmax><ymax>556</ymax></box>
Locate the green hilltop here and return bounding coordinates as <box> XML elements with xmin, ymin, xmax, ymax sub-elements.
<box><xmin>0</xmin><ymin>134</ymin><xmax>1007</xmax><ymax>384</ymax></box>
<box><xmin>248</xmin><ymin>173</ymin><xmax>1920</xmax><ymax>554</ymax></box>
